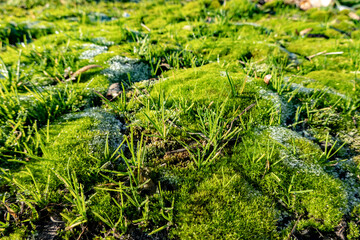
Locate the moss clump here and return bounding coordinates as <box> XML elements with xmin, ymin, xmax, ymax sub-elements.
<box><xmin>351</xmin><ymin>30</ymin><xmax>360</xmax><ymax>39</ymax></box>
<box><xmin>232</xmin><ymin>127</ymin><xmax>348</xmax><ymax>231</ymax></box>
<box><xmin>172</xmin><ymin>168</ymin><xmax>279</xmax><ymax>239</ymax></box>
<box><xmin>308</xmin><ymin>9</ymin><xmax>332</xmax><ymax>22</ymax></box>
<box><xmin>38</xmin><ymin>107</ymin><xmax>124</xmax><ymax>183</ymax></box>
<box><xmin>0</xmin><ymin>21</ymin><xmax>54</xmax><ymax>45</ymax></box>
<box><xmin>225</xmin><ymin>0</ymin><xmax>257</xmax><ymax>20</ymax></box>
<box><xmin>301</xmin><ymin>70</ymin><xmax>355</xmax><ymax>96</ymax></box>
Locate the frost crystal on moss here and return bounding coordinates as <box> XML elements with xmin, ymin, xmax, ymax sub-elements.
<box><xmin>79</xmin><ymin>44</ymin><xmax>108</xmax><ymax>60</ymax></box>
<box><xmin>87</xmin><ymin>12</ymin><xmax>115</xmax><ymax>23</ymax></box>
<box><xmin>62</xmin><ymin>107</ymin><xmax>124</xmax><ymax>151</ymax></box>
<box><xmin>330</xmin><ymin>159</ymin><xmax>360</xmax><ymax>213</ymax></box>
<box><xmin>288</xmin><ymin>78</ymin><xmax>349</xmax><ymax>100</ymax></box>
<box><xmin>91</xmin><ymin>37</ymin><xmax>114</xmax><ymax>46</ymax></box>
<box><xmin>102</xmin><ymin>56</ymin><xmax>151</xmax><ymax>83</ymax></box>
<box><xmin>258</xmin><ymin>88</ymin><xmax>292</xmax><ymax>122</ymax></box>
<box><xmin>266</xmin><ymin>126</ymin><xmax>323</xmax><ymax>175</ymax></box>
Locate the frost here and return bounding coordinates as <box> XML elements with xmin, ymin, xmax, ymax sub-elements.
<box><xmin>287</xmin><ymin>77</ymin><xmax>349</xmax><ymax>100</ymax></box>
<box><xmin>258</xmin><ymin>88</ymin><xmax>292</xmax><ymax>122</ymax></box>
<box><xmin>91</xmin><ymin>37</ymin><xmax>114</xmax><ymax>46</ymax></box>
<box><xmin>329</xmin><ymin>159</ymin><xmax>360</xmax><ymax>213</ymax></box>
<box><xmin>87</xmin><ymin>12</ymin><xmax>116</xmax><ymax>22</ymax></box>
<box><xmin>266</xmin><ymin>126</ymin><xmax>324</xmax><ymax>175</ymax></box>
<box><xmin>79</xmin><ymin>44</ymin><xmax>108</xmax><ymax>60</ymax></box>
<box><xmin>102</xmin><ymin>56</ymin><xmax>151</xmax><ymax>83</ymax></box>
<box><xmin>267</xmin><ymin>126</ymin><xmax>360</xmax><ymax>214</ymax></box>
<box><xmin>62</xmin><ymin>107</ymin><xmax>125</xmax><ymax>151</ymax></box>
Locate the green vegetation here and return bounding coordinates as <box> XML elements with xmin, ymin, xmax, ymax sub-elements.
<box><xmin>1</xmin><ymin>0</ymin><xmax>360</xmax><ymax>239</ymax></box>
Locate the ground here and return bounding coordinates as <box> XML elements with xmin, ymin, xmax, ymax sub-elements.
<box><xmin>0</xmin><ymin>0</ymin><xmax>360</xmax><ymax>239</ymax></box>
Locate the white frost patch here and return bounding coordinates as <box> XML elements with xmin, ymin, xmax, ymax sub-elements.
<box><xmin>267</xmin><ymin>126</ymin><xmax>360</xmax><ymax>213</ymax></box>
<box><xmin>62</xmin><ymin>107</ymin><xmax>125</xmax><ymax>151</ymax></box>
<box><xmin>102</xmin><ymin>56</ymin><xmax>151</xmax><ymax>83</ymax></box>
<box><xmin>92</xmin><ymin>37</ymin><xmax>115</xmax><ymax>46</ymax></box>
<box><xmin>79</xmin><ymin>44</ymin><xmax>108</xmax><ymax>60</ymax></box>
<box><xmin>287</xmin><ymin>77</ymin><xmax>349</xmax><ymax>100</ymax></box>
<box><xmin>258</xmin><ymin>87</ymin><xmax>292</xmax><ymax>122</ymax></box>
<box><xmin>330</xmin><ymin>159</ymin><xmax>360</xmax><ymax>213</ymax></box>
<box><xmin>266</xmin><ymin>126</ymin><xmax>324</xmax><ymax>175</ymax></box>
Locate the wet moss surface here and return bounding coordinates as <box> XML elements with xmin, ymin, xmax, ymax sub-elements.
<box><xmin>1</xmin><ymin>0</ymin><xmax>360</xmax><ymax>239</ymax></box>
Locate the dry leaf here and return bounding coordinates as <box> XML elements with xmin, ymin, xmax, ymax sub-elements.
<box><xmin>300</xmin><ymin>1</ymin><xmax>312</xmax><ymax>10</ymax></box>
<box><xmin>68</xmin><ymin>65</ymin><xmax>102</xmax><ymax>81</ymax></box>
<box><xmin>300</xmin><ymin>28</ymin><xmax>313</xmax><ymax>36</ymax></box>
<box><xmin>264</xmin><ymin>74</ymin><xmax>272</xmax><ymax>85</ymax></box>
<box><xmin>106</xmin><ymin>83</ymin><xmax>122</xmax><ymax>100</ymax></box>
<box><xmin>349</xmin><ymin>12</ymin><xmax>360</xmax><ymax>21</ymax></box>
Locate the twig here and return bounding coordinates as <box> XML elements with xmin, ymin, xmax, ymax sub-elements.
<box><xmin>76</xmin><ymin>226</ymin><xmax>86</xmax><ymax>240</ymax></box>
<box><xmin>165</xmin><ymin>141</ymin><xmax>197</xmax><ymax>155</ymax></box>
<box><xmin>66</xmin><ymin>65</ymin><xmax>103</xmax><ymax>81</ymax></box>
<box><xmin>287</xmin><ymin>215</ymin><xmax>302</xmax><ymax>240</ymax></box>
<box><xmin>188</xmin><ymin>132</ymin><xmax>209</xmax><ymax>141</ymax></box>
<box><xmin>141</xmin><ymin>23</ymin><xmax>151</xmax><ymax>32</ymax></box>
<box><xmin>50</xmin><ymin>216</ymin><xmax>65</xmax><ymax>223</ymax></box>
<box><xmin>307</xmin><ymin>51</ymin><xmax>343</xmax><ymax>61</ymax></box>
<box><xmin>307</xmin><ymin>51</ymin><xmax>326</xmax><ymax>60</ymax></box>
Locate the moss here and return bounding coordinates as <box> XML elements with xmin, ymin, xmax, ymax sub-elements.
<box><xmin>1</xmin><ymin>228</ymin><xmax>27</xmax><ymax>240</ymax></box>
<box><xmin>89</xmin><ymin>190</ymin><xmax>122</xmax><ymax>224</ymax></box>
<box><xmin>25</xmin><ymin>107</ymin><xmax>124</xmax><ymax>184</ymax></box>
<box><xmin>187</xmin><ymin>37</ymin><xmax>277</xmax><ymax>62</ymax></box>
<box><xmin>286</xmin><ymin>38</ymin><xmax>345</xmax><ymax>56</ymax></box>
<box><xmin>351</xmin><ymin>30</ymin><xmax>360</xmax><ymax>39</ymax></box>
<box><xmin>331</xmin><ymin>19</ymin><xmax>356</xmax><ymax>33</ymax></box>
<box><xmin>232</xmin><ymin>127</ymin><xmax>349</xmax><ymax>231</ymax></box>
<box><xmin>324</xmin><ymin>28</ymin><xmax>343</xmax><ymax>39</ymax></box>
<box><xmin>0</xmin><ymin>20</ymin><xmax>55</xmax><ymax>45</ymax></box>
<box><xmin>102</xmin><ymin>55</ymin><xmax>151</xmax><ymax>84</ymax></box>
<box><xmin>225</xmin><ymin>0</ymin><xmax>257</xmax><ymax>20</ymax></box>
<box><xmin>151</xmin><ymin>63</ymin><xmax>253</xmax><ymax>106</ymax></box>
<box><xmin>348</xmin><ymin>221</ymin><xmax>360</xmax><ymax>240</ymax></box>
<box><xmin>171</xmin><ymin>167</ymin><xmax>279</xmax><ymax>239</ymax></box>
<box><xmin>308</xmin><ymin>9</ymin><xmax>332</xmax><ymax>22</ymax></box>
<box><xmin>301</xmin><ymin>70</ymin><xmax>355</xmax><ymax>96</ymax></box>
<box><xmin>181</xmin><ymin>1</ymin><xmax>203</xmax><ymax>19</ymax></box>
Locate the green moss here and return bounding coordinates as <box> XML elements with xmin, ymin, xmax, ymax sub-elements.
<box><xmin>1</xmin><ymin>228</ymin><xmax>27</xmax><ymax>240</ymax></box>
<box><xmin>187</xmin><ymin>37</ymin><xmax>276</xmax><ymax>62</ymax></box>
<box><xmin>348</xmin><ymin>221</ymin><xmax>360</xmax><ymax>240</ymax></box>
<box><xmin>352</xmin><ymin>30</ymin><xmax>360</xmax><ymax>39</ymax></box>
<box><xmin>171</xmin><ymin>167</ymin><xmax>279</xmax><ymax>239</ymax></box>
<box><xmin>308</xmin><ymin>9</ymin><xmax>332</xmax><ymax>22</ymax></box>
<box><xmin>232</xmin><ymin>127</ymin><xmax>348</xmax><ymax>231</ymax></box>
<box><xmin>181</xmin><ymin>1</ymin><xmax>203</xmax><ymax>19</ymax></box>
<box><xmin>324</xmin><ymin>28</ymin><xmax>343</xmax><ymax>38</ymax></box>
<box><xmin>301</xmin><ymin>70</ymin><xmax>355</xmax><ymax>96</ymax></box>
<box><xmin>151</xmin><ymin>63</ymin><xmax>259</xmax><ymax>106</ymax></box>
<box><xmin>331</xmin><ymin>19</ymin><xmax>356</xmax><ymax>33</ymax></box>
<box><xmin>25</xmin><ymin>108</ymin><xmax>123</xmax><ymax>184</ymax></box>
<box><xmin>286</xmin><ymin>38</ymin><xmax>345</xmax><ymax>56</ymax></box>
<box><xmin>225</xmin><ymin>0</ymin><xmax>257</xmax><ymax>20</ymax></box>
